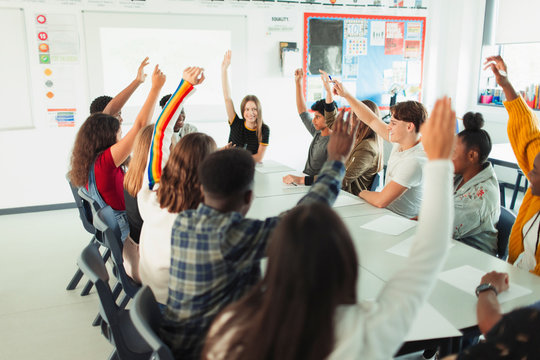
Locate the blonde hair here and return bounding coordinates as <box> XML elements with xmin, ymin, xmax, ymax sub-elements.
<box><xmin>240</xmin><ymin>95</ymin><xmax>264</xmax><ymax>143</ymax></box>
<box><xmin>123</xmin><ymin>124</ymin><xmax>154</xmax><ymax>197</ymax></box>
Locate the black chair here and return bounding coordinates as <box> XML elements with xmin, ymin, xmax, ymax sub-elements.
<box><xmin>130</xmin><ymin>286</ymin><xmax>175</xmax><ymax>360</ymax></box>
<box><xmin>78</xmin><ymin>242</ymin><xmax>152</xmax><ymax>360</ymax></box>
<box><xmin>496</xmin><ymin>206</ymin><xmax>516</xmax><ymax>259</ymax></box>
<box><xmin>94</xmin><ymin>205</ymin><xmax>141</xmax><ymax>310</ymax></box>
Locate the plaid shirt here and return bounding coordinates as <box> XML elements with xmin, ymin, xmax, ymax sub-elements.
<box><xmin>160</xmin><ymin>160</ymin><xmax>345</xmax><ymax>360</ymax></box>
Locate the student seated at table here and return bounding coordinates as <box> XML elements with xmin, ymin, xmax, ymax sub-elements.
<box><xmin>452</xmin><ymin>112</ymin><xmax>500</xmax><ymax>255</ymax></box>
<box><xmin>485</xmin><ymin>56</ymin><xmax>540</xmax><ymax>275</ymax></box>
<box><xmin>138</xmin><ymin>67</ymin><xmax>214</xmax><ymax>305</ymax></box>
<box><xmin>282</xmin><ymin>68</ymin><xmax>336</xmax><ymax>186</ymax></box>
<box><xmin>221</xmin><ymin>50</ymin><xmax>269</xmax><ymax>163</ymax></box>
<box><xmin>89</xmin><ymin>57</ymin><xmax>150</xmax><ymax>122</ymax></box>
<box><xmin>201</xmin><ymin>97</ymin><xmax>456</xmax><ymax>360</ymax></box>
<box><xmin>69</xmin><ymin>61</ymin><xmax>164</xmax><ymax>241</ymax></box>
<box><xmin>333</xmin><ymin>81</ymin><xmax>427</xmax><ymax>218</ymax></box>
<box><xmin>442</xmin><ymin>271</ymin><xmax>540</xmax><ymax>360</ymax></box>
<box><xmin>122</xmin><ymin>123</ymin><xmax>154</xmax><ymax>283</ymax></box>
<box><xmin>160</xmin><ymin>111</ymin><xmax>357</xmax><ymax>360</ymax></box>
<box><xmin>159</xmin><ymin>94</ymin><xmax>198</xmax><ymax>147</ymax></box>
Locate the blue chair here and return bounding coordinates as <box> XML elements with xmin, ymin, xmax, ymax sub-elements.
<box><xmin>496</xmin><ymin>206</ymin><xmax>516</xmax><ymax>259</ymax></box>
<box><xmin>130</xmin><ymin>286</ymin><xmax>175</xmax><ymax>360</ymax></box>
<box><xmin>77</xmin><ymin>242</ymin><xmax>152</xmax><ymax>360</ymax></box>
<box><xmin>370</xmin><ymin>172</ymin><xmax>382</xmax><ymax>191</ymax></box>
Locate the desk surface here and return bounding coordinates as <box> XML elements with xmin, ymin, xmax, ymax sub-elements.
<box><xmin>489</xmin><ymin>143</ymin><xmax>520</xmax><ymax>169</ymax></box>
<box><xmin>249</xmin><ymin>160</ymin><xmax>540</xmax><ymax>343</ymax></box>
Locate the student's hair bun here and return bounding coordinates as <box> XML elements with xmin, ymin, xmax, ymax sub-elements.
<box><xmin>462</xmin><ymin>112</ymin><xmax>484</xmax><ymax>131</ymax></box>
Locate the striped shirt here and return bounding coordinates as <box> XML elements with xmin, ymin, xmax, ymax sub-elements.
<box><xmin>228</xmin><ymin>114</ymin><xmax>269</xmax><ymax>154</ymax></box>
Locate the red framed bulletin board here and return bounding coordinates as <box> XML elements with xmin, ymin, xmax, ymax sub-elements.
<box><xmin>303</xmin><ymin>12</ymin><xmax>426</xmax><ymax>109</ymax></box>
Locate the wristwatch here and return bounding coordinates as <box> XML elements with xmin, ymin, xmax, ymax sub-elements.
<box><xmin>475</xmin><ymin>283</ymin><xmax>498</xmax><ymax>297</ymax></box>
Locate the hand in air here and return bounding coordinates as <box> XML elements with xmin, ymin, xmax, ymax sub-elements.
<box><xmin>420</xmin><ymin>97</ymin><xmax>456</xmax><ymax>161</ymax></box>
<box><xmin>222</xmin><ymin>50</ymin><xmax>232</xmax><ymax>71</ymax></box>
<box><xmin>294</xmin><ymin>68</ymin><xmax>303</xmax><ymax>84</ymax></box>
<box><xmin>151</xmin><ymin>65</ymin><xmax>166</xmax><ymax>89</ymax></box>
<box><xmin>327</xmin><ymin>109</ymin><xmax>358</xmax><ymax>163</ymax></box>
<box><xmin>483</xmin><ymin>56</ymin><xmax>510</xmax><ymax>88</ymax></box>
<box><xmin>183</xmin><ymin>67</ymin><xmax>205</xmax><ymax>86</ymax></box>
<box><xmin>135</xmin><ymin>57</ymin><xmax>150</xmax><ymax>84</ymax></box>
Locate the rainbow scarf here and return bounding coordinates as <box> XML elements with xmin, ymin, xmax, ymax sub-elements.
<box><xmin>147</xmin><ymin>79</ymin><xmax>194</xmax><ymax>190</ymax></box>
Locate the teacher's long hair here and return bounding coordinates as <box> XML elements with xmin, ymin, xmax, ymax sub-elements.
<box><xmin>202</xmin><ymin>202</ymin><xmax>359</xmax><ymax>360</ymax></box>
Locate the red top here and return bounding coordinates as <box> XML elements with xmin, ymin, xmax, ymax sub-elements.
<box><xmin>94</xmin><ymin>147</ymin><xmax>125</xmax><ymax>210</ymax></box>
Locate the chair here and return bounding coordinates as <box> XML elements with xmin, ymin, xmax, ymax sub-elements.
<box><xmin>94</xmin><ymin>205</ymin><xmax>141</xmax><ymax>310</ymax></box>
<box><xmin>370</xmin><ymin>172</ymin><xmax>382</xmax><ymax>191</ymax></box>
<box><xmin>130</xmin><ymin>286</ymin><xmax>175</xmax><ymax>360</ymax></box>
<box><xmin>77</xmin><ymin>242</ymin><xmax>152</xmax><ymax>360</ymax></box>
<box><xmin>496</xmin><ymin>206</ymin><xmax>516</xmax><ymax>259</ymax></box>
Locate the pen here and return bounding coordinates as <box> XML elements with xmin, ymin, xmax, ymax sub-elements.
<box><xmin>291</xmin><ymin>182</ymin><xmax>298</xmax><ymax>186</ymax></box>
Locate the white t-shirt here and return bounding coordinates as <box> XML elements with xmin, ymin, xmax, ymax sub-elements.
<box><xmin>515</xmin><ymin>213</ymin><xmax>540</xmax><ymax>271</ymax></box>
<box><xmin>385</xmin><ymin>142</ymin><xmax>427</xmax><ymax>218</ymax></box>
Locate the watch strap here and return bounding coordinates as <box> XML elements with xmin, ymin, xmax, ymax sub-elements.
<box><xmin>475</xmin><ymin>283</ymin><xmax>498</xmax><ymax>297</ymax></box>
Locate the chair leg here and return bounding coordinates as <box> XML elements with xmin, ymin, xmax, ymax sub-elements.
<box><xmin>510</xmin><ymin>171</ymin><xmax>523</xmax><ymax>210</ymax></box>
<box><xmin>118</xmin><ymin>293</ymin><xmax>131</xmax><ymax>310</ymax></box>
<box><xmin>80</xmin><ymin>279</ymin><xmax>94</xmax><ymax>296</ymax></box>
<box><xmin>66</xmin><ymin>268</ymin><xmax>84</xmax><ymax>290</ymax></box>
<box><xmin>92</xmin><ymin>313</ymin><xmax>103</xmax><ymax>327</ymax></box>
<box><xmin>107</xmin><ymin>350</ymin><xmax>120</xmax><ymax>360</ymax></box>
<box><xmin>499</xmin><ymin>183</ymin><xmax>506</xmax><ymax>207</ymax></box>
<box><xmin>112</xmin><ymin>282</ymin><xmax>123</xmax><ymax>301</ymax></box>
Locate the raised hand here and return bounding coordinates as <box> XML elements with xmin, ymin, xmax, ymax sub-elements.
<box><xmin>319</xmin><ymin>69</ymin><xmax>332</xmax><ymax>93</ymax></box>
<box><xmin>222</xmin><ymin>50</ymin><xmax>232</xmax><ymax>72</ymax></box>
<box><xmin>420</xmin><ymin>97</ymin><xmax>456</xmax><ymax>160</ymax></box>
<box><xmin>294</xmin><ymin>68</ymin><xmax>303</xmax><ymax>84</ymax></box>
<box><xmin>483</xmin><ymin>56</ymin><xmax>510</xmax><ymax>88</ymax></box>
<box><xmin>327</xmin><ymin>109</ymin><xmax>358</xmax><ymax>163</ymax></box>
<box><xmin>151</xmin><ymin>65</ymin><xmax>166</xmax><ymax>89</ymax></box>
<box><xmin>183</xmin><ymin>67</ymin><xmax>205</xmax><ymax>86</ymax></box>
<box><xmin>332</xmin><ymin>80</ymin><xmax>351</xmax><ymax>98</ymax></box>
<box><xmin>136</xmin><ymin>57</ymin><xmax>150</xmax><ymax>84</ymax></box>
<box><xmin>480</xmin><ymin>271</ymin><xmax>509</xmax><ymax>294</ymax></box>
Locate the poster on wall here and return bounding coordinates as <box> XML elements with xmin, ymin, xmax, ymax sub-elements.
<box><xmin>404</xmin><ymin>40</ymin><xmax>421</xmax><ymax>59</ymax></box>
<box><xmin>370</xmin><ymin>21</ymin><xmax>385</xmax><ymax>46</ymax></box>
<box><xmin>406</xmin><ymin>21</ymin><xmax>422</xmax><ymax>39</ymax></box>
<box><xmin>384</xmin><ymin>22</ymin><xmax>404</xmax><ymax>55</ymax></box>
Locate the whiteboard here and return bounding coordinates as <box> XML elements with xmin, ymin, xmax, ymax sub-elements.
<box><xmin>83</xmin><ymin>11</ymin><xmax>247</xmax><ymax>123</ymax></box>
<box><xmin>0</xmin><ymin>8</ymin><xmax>33</xmax><ymax>130</ymax></box>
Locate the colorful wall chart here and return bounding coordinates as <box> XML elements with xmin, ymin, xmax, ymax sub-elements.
<box><xmin>303</xmin><ymin>13</ymin><xmax>426</xmax><ymax>108</ymax></box>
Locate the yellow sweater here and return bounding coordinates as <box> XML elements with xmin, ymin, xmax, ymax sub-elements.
<box><xmin>505</xmin><ymin>96</ymin><xmax>540</xmax><ymax>275</ymax></box>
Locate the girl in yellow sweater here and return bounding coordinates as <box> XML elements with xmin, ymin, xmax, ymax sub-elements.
<box><xmin>485</xmin><ymin>56</ymin><xmax>540</xmax><ymax>275</ymax></box>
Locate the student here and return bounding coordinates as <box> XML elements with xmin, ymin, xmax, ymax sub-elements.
<box><xmin>333</xmin><ymin>80</ymin><xmax>427</xmax><ymax>218</ymax></box>
<box><xmin>69</xmin><ymin>62</ymin><xmax>165</xmax><ymax>240</ymax></box>
<box><xmin>202</xmin><ymin>97</ymin><xmax>456</xmax><ymax>360</ymax></box>
<box><xmin>159</xmin><ymin>94</ymin><xmax>198</xmax><ymax>147</ymax></box>
<box><xmin>89</xmin><ymin>57</ymin><xmax>150</xmax><ymax>123</ymax></box>
<box><xmin>138</xmin><ymin>67</ymin><xmax>214</xmax><ymax>305</ymax></box>
<box><xmin>122</xmin><ymin>124</ymin><xmax>154</xmax><ymax>283</ymax></box>
<box><xmin>221</xmin><ymin>50</ymin><xmax>269</xmax><ymax>163</ymax></box>
<box><xmin>442</xmin><ymin>271</ymin><xmax>540</xmax><ymax>360</ymax></box>
<box><xmin>452</xmin><ymin>112</ymin><xmax>500</xmax><ymax>255</ymax></box>
<box><xmin>161</xmin><ymin>111</ymin><xmax>358</xmax><ymax>360</ymax></box>
<box><xmin>282</xmin><ymin>68</ymin><xmax>336</xmax><ymax>185</ymax></box>
<box><xmin>485</xmin><ymin>56</ymin><xmax>540</xmax><ymax>275</ymax></box>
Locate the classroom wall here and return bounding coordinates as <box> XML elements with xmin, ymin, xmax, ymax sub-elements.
<box><xmin>0</xmin><ymin>0</ymin><xmax>521</xmax><ymax>210</ymax></box>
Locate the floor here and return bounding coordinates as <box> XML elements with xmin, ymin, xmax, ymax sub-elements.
<box><xmin>0</xmin><ymin>189</ymin><xmax>524</xmax><ymax>360</ymax></box>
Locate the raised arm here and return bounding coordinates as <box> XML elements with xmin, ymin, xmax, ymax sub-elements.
<box><xmin>221</xmin><ymin>50</ymin><xmax>236</xmax><ymax>124</ymax></box>
<box><xmin>147</xmin><ymin>67</ymin><xmax>205</xmax><ymax>190</ymax></box>
<box><xmin>103</xmin><ymin>57</ymin><xmax>149</xmax><ymax>117</ymax></box>
<box><xmin>484</xmin><ymin>56</ymin><xmax>518</xmax><ymax>102</ymax></box>
<box><xmin>320</xmin><ymin>69</ymin><xmax>338</xmax><ymax>128</ymax></box>
<box><xmin>333</xmin><ymin>80</ymin><xmax>389</xmax><ymax>142</ymax></box>
<box><xmin>110</xmin><ymin>65</ymin><xmax>166</xmax><ymax>168</ymax></box>
<box><xmin>355</xmin><ymin>98</ymin><xmax>456</xmax><ymax>359</ymax></box>
<box><xmin>294</xmin><ymin>68</ymin><xmax>307</xmax><ymax>114</ymax></box>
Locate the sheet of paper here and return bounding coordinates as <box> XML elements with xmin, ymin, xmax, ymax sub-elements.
<box><xmin>255</xmin><ymin>160</ymin><xmax>294</xmax><ymax>174</ymax></box>
<box><xmin>405</xmin><ymin>302</ymin><xmax>462</xmax><ymax>341</ymax></box>
<box><xmin>360</xmin><ymin>215</ymin><xmax>417</xmax><ymax>235</ymax></box>
<box><xmin>333</xmin><ymin>193</ymin><xmax>365</xmax><ymax>208</ymax></box>
<box><xmin>386</xmin><ymin>236</ymin><xmax>455</xmax><ymax>257</ymax></box>
<box><xmin>439</xmin><ymin>265</ymin><xmax>533</xmax><ymax>303</ymax></box>
<box><xmin>370</xmin><ymin>21</ymin><xmax>385</xmax><ymax>46</ymax></box>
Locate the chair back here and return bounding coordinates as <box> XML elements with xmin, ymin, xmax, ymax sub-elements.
<box><xmin>370</xmin><ymin>172</ymin><xmax>382</xmax><ymax>191</ymax></box>
<box><xmin>130</xmin><ymin>286</ymin><xmax>175</xmax><ymax>360</ymax></box>
<box><xmin>95</xmin><ymin>206</ymin><xmax>140</xmax><ymax>298</ymax></box>
<box><xmin>66</xmin><ymin>175</ymin><xmax>95</xmax><ymax>234</ymax></box>
<box><xmin>78</xmin><ymin>188</ymin><xmax>104</xmax><ymax>243</ymax></box>
<box><xmin>496</xmin><ymin>206</ymin><xmax>516</xmax><ymax>259</ymax></box>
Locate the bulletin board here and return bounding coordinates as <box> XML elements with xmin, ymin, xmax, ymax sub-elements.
<box><xmin>303</xmin><ymin>13</ymin><xmax>426</xmax><ymax>109</ymax></box>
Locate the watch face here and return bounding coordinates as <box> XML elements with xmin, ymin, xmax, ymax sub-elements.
<box><xmin>476</xmin><ymin>283</ymin><xmax>497</xmax><ymax>297</ymax></box>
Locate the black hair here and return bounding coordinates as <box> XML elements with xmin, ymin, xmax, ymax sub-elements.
<box><xmin>390</xmin><ymin>100</ymin><xmax>427</xmax><ymax>133</ymax></box>
<box><xmin>459</xmin><ymin>112</ymin><xmax>492</xmax><ymax>164</ymax></box>
<box><xmin>89</xmin><ymin>95</ymin><xmax>113</xmax><ymax>114</ymax></box>
<box><xmin>198</xmin><ymin>148</ymin><xmax>255</xmax><ymax>197</ymax></box>
<box><xmin>159</xmin><ymin>94</ymin><xmax>172</xmax><ymax>109</ymax></box>
<box><xmin>310</xmin><ymin>99</ymin><xmax>336</xmax><ymax>115</ymax></box>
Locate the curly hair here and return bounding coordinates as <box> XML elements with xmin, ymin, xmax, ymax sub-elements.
<box><xmin>157</xmin><ymin>132</ymin><xmax>217</xmax><ymax>213</ymax></box>
<box><xmin>90</xmin><ymin>95</ymin><xmax>113</xmax><ymax>114</ymax></box>
<box><xmin>123</xmin><ymin>124</ymin><xmax>154</xmax><ymax>197</ymax></box>
<box><xmin>69</xmin><ymin>113</ymin><xmax>120</xmax><ymax>187</ymax></box>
